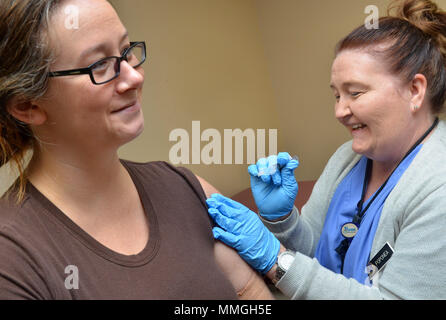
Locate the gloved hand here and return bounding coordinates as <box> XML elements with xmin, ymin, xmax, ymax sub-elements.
<box><xmin>206</xmin><ymin>193</ymin><xmax>280</xmax><ymax>275</ymax></box>
<box><xmin>248</xmin><ymin>152</ymin><xmax>299</xmax><ymax>220</ymax></box>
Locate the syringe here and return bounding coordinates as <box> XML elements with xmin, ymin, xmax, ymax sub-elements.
<box><xmin>257</xmin><ymin>155</ymin><xmax>299</xmax><ymax>177</ymax></box>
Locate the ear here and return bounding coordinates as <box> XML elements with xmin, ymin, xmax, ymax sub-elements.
<box><xmin>409</xmin><ymin>74</ymin><xmax>428</xmax><ymax>113</ymax></box>
<box><xmin>6</xmin><ymin>97</ymin><xmax>47</xmax><ymax>126</ymax></box>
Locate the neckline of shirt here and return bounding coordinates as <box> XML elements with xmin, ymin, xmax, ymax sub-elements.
<box><xmin>26</xmin><ymin>159</ymin><xmax>160</xmax><ymax>267</ymax></box>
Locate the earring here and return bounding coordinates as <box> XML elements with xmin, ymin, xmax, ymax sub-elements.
<box><xmin>412</xmin><ymin>105</ymin><xmax>420</xmax><ymax>111</ymax></box>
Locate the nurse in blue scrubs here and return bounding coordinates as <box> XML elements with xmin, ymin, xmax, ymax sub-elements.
<box><xmin>206</xmin><ymin>0</ymin><xmax>446</xmax><ymax>299</ymax></box>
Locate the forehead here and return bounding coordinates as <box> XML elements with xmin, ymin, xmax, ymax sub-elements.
<box><xmin>330</xmin><ymin>49</ymin><xmax>386</xmax><ymax>85</ymax></box>
<box><xmin>48</xmin><ymin>0</ymin><xmax>126</xmax><ymax>62</ymax></box>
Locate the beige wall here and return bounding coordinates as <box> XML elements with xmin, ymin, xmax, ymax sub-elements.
<box><xmin>1</xmin><ymin>0</ymin><xmax>445</xmax><ymax>197</ymax></box>
<box><xmin>110</xmin><ymin>0</ymin><xmax>280</xmax><ymax>196</ymax></box>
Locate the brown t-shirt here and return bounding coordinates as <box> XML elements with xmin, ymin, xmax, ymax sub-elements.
<box><xmin>0</xmin><ymin>160</ymin><xmax>237</xmax><ymax>300</ymax></box>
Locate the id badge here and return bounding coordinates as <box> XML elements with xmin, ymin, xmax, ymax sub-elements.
<box><xmin>366</xmin><ymin>242</ymin><xmax>394</xmax><ymax>280</ymax></box>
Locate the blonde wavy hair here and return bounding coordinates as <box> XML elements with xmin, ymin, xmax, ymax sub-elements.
<box><xmin>0</xmin><ymin>0</ymin><xmax>62</xmax><ymax>203</ymax></box>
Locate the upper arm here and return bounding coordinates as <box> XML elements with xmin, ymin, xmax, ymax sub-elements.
<box><xmin>195</xmin><ymin>175</ymin><xmax>220</xmax><ymax>198</ymax></box>
<box><xmin>195</xmin><ymin>175</ymin><xmax>274</xmax><ymax>299</ymax></box>
<box><xmin>376</xmin><ymin>185</ymin><xmax>446</xmax><ymax>299</ymax></box>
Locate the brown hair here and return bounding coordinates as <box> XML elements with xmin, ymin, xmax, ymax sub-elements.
<box><xmin>0</xmin><ymin>0</ymin><xmax>62</xmax><ymax>203</ymax></box>
<box><xmin>335</xmin><ymin>0</ymin><xmax>446</xmax><ymax>114</ymax></box>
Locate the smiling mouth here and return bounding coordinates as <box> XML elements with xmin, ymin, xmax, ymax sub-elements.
<box><xmin>112</xmin><ymin>102</ymin><xmax>136</xmax><ymax>113</ymax></box>
<box><xmin>351</xmin><ymin>124</ymin><xmax>367</xmax><ymax>131</ymax></box>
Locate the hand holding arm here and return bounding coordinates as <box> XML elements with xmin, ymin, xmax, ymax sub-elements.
<box><xmin>196</xmin><ymin>175</ymin><xmax>274</xmax><ymax>299</ymax></box>
<box><xmin>206</xmin><ymin>193</ymin><xmax>281</xmax><ymax>275</ymax></box>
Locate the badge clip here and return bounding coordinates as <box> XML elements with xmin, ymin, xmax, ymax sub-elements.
<box><xmin>341</xmin><ymin>222</ymin><xmax>358</xmax><ymax>239</ymax></box>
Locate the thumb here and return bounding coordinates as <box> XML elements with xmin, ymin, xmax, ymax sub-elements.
<box><xmin>281</xmin><ymin>159</ymin><xmax>299</xmax><ymax>182</ymax></box>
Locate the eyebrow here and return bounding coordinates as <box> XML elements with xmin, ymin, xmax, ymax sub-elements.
<box><xmin>329</xmin><ymin>81</ymin><xmax>367</xmax><ymax>90</ymax></box>
<box><xmin>79</xmin><ymin>30</ymin><xmax>129</xmax><ymax>61</ymax></box>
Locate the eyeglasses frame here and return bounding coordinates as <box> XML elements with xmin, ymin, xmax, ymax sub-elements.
<box><xmin>48</xmin><ymin>41</ymin><xmax>146</xmax><ymax>85</ymax></box>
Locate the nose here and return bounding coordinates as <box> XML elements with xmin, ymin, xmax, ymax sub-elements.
<box><xmin>116</xmin><ymin>60</ymin><xmax>144</xmax><ymax>93</ymax></box>
<box><xmin>334</xmin><ymin>97</ymin><xmax>352</xmax><ymax>122</ymax></box>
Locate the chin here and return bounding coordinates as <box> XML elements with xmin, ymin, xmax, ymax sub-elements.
<box><xmin>117</xmin><ymin>118</ymin><xmax>145</xmax><ymax>146</ymax></box>
<box><xmin>351</xmin><ymin>141</ymin><xmax>369</xmax><ymax>156</ymax></box>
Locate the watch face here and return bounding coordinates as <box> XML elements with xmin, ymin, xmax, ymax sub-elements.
<box><xmin>279</xmin><ymin>252</ymin><xmax>295</xmax><ymax>270</ymax></box>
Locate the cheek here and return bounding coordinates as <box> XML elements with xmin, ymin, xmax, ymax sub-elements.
<box><xmin>44</xmin><ymin>80</ymin><xmax>112</xmax><ymax>126</ymax></box>
<box><xmin>353</xmin><ymin>89</ymin><xmax>397</xmax><ymax>123</ymax></box>
<box><xmin>355</xmin><ymin>93</ymin><xmax>409</xmax><ymax>144</ymax></box>
<box><xmin>349</xmin><ymin>94</ymin><xmax>380</xmax><ymax>122</ymax></box>
<box><xmin>80</xmin><ymin>87</ymin><xmax>111</xmax><ymax>115</ymax></box>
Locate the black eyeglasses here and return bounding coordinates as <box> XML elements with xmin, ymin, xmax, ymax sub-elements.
<box><xmin>48</xmin><ymin>41</ymin><xmax>146</xmax><ymax>85</ymax></box>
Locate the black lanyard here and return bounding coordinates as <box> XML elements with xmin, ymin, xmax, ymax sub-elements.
<box><xmin>335</xmin><ymin>117</ymin><xmax>439</xmax><ymax>273</ymax></box>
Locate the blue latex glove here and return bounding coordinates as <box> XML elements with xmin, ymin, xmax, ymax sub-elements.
<box><xmin>206</xmin><ymin>193</ymin><xmax>280</xmax><ymax>275</ymax></box>
<box><xmin>248</xmin><ymin>152</ymin><xmax>299</xmax><ymax>220</ymax></box>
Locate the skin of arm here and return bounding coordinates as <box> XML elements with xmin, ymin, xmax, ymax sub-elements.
<box><xmin>195</xmin><ymin>175</ymin><xmax>274</xmax><ymax>300</ymax></box>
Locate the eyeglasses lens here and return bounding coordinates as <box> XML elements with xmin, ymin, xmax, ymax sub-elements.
<box><xmin>91</xmin><ymin>43</ymin><xmax>145</xmax><ymax>84</ymax></box>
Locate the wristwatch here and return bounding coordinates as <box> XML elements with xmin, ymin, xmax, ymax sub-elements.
<box><xmin>275</xmin><ymin>250</ymin><xmax>296</xmax><ymax>284</ymax></box>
